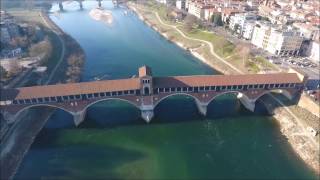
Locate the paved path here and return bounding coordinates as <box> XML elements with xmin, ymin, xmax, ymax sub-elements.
<box><xmin>154</xmin><ymin>12</ymin><xmax>243</xmax><ymax>74</ymax></box>
<box><xmin>39</xmin><ymin>12</ymin><xmax>66</xmax><ymax>85</ymax></box>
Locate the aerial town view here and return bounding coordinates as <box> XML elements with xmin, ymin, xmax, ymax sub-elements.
<box><xmin>0</xmin><ymin>0</ymin><xmax>319</xmax><ymax>179</ymax></box>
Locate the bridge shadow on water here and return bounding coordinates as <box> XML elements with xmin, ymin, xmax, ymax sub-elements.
<box><xmin>153</xmin><ymin>94</ymin><xmax>269</xmax><ymax>124</ymax></box>
<box><xmin>27</xmin><ymin>92</ymin><xmax>299</xmax><ymax>154</ymax></box>
<box><xmin>39</xmin><ymin>92</ymin><xmax>298</xmax><ymax>131</ymax></box>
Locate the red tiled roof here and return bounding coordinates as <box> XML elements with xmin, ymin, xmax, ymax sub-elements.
<box><xmin>1</xmin><ymin>73</ymin><xmax>303</xmax><ymax>100</ymax></box>
<box><xmin>14</xmin><ymin>78</ymin><xmax>141</xmax><ymax>99</ymax></box>
<box><xmin>153</xmin><ymin>73</ymin><xmax>302</xmax><ymax>88</ymax></box>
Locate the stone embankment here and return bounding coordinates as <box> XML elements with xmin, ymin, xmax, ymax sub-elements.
<box><xmin>128</xmin><ymin>3</ymin><xmax>319</xmax><ymax>175</ymax></box>
<box><xmin>298</xmin><ymin>94</ymin><xmax>320</xmax><ymax>118</ymax></box>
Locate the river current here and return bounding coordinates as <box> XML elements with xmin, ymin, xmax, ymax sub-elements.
<box><xmin>15</xmin><ymin>1</ymin><xmax>317</xmax><ymax>179</ymax></box>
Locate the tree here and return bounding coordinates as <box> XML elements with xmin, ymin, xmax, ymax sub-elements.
<box><xmin>236</xmin><ymin>43</ymin><xmax>251</xmax><ymax>66</ymax></box>
<box><xmin>0</xmin><ymin>66</ymin><xmax>8</xmax><ymax>79</ymax></box>
<box><xmin>66</xmin><ymin>53</ymin><xmax>85</xmax><ymax>82</ymax></box>
<box><xmin>29</xmin><ymin>37</ymin><xmax>52</xmax><ymax>63</ymax></box>
<box><xmin>233</xmin><ymin>23</ymin><xmax>240</xmax><ymax>34</ymax></box>
<box><xmin>165</xmin><ymin>6</ymin><xmax>175</xmax><ymax>21</ymax></box>
<box><xmin>7</xmin><ymin>60</ymin><xmax>21</xmax><ymax>76</ymax></box>
<box><xmin>211</xmin><ymin>13</ymin><xmax>223</xmax><ymax>26</ymax></box>
<box><xmin>184</xmin><ymin>14</ymin><xmax>197</xmax><ymax>32</ymax></box>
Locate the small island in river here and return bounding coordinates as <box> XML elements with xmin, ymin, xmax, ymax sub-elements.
<box><xmin>89</xmin><ymin>8</ymin><xmax>113</xmax><ymax>25</ymax></box>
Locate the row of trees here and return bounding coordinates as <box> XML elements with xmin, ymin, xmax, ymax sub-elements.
<box><xmin>183</xmin><ymin>13</ymin><xmax>224</xmax><ymax>32</ymax></box>
<box><xmin>28</xmin><ymin>37</ymin><xmax>53</xmax><ymax>64</ymax></box>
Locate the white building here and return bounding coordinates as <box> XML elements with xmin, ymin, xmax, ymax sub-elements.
<box><xmin>229</xmin><ymin>13</ymin><xmax>257</xmax><ymax>39</ymax></box>
<box><xmin>176</xmin><ymin>0</ymin><xmax>186</xmax><ymax>10</ymax></box>
<box><xmin>187</xmin><ymin>1</ymin><xmax>216</xmax><ymax>20</ymax></box>
<box><xmin>251</xmin><ymin>22</ymin><xmax>303</xmax><ymax>56</ymax></box>
<box><xmin>188</xmin><ymin>1</ymin><xmax>203</xmax><ymax>19</ymax></box>
<box><xmin>293</xmin><ymin>23</ymin><xmax>320</xmax><ymax>40</ymax></box>
<box><xmin>156</xmin><ymin>0</ymin><xmax>167</xmax><ymax>4</ymax></box>
<box><xmin>308</xmin><ymin>41</ymin><xmax>320</xmax><ymax>62</ymax></box>
<box><xmin>229</xmin><ymin>13</ymin><xmax>257</xmax><ymax>30</ymax></box>
<box><xmin>242</xmin><ymin>21</ymin><xmax>256</xmax><ymax>40</ymax></box>
<box><xmin>204</xmin><ymin>8</ymin><xmax>217</xmax><ymax>21</ymax></box>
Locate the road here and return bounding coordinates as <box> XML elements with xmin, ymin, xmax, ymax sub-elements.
<box><xmin>213</xmin><ymin>27</ymin><xmax>319</xmax><ymax>79</ymax></box>
<box><xmin>39</xmin><ymin>12</ymin><xmax>66</xmax><ymax>85</ymax></box>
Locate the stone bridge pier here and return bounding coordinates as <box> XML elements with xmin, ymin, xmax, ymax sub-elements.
<box><xmin>72</xmin><ymin>110</ymin><xmax>87</xmax><ymax>126</ymax></box>
<box><xmin>98</xmin><ymin>0</ymin><xmax>102</xmax><ymax>7</ymax></box>
<box><xmin>78</xmin><ymin>0</ymin><xmax>83</xmax><ymax>10</ymax></box>
<box><xmin>58</xmin><ymin>1</ymin><xmax>63</xmax><ymax>11</ymax></box>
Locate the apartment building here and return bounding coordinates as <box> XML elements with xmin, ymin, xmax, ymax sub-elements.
<box><xmin>293</xmin><ymin>23</ymin><xmax>320</xmax><ymax>40</ymax></box>
<box><xmin>176</xmin><ymin>0</ymin><xmax>186</xmax><ymax>10</ymax></box>
<box><xmin>251</xmin><ymin>21</ymin><xmax>303</xmax><ymax>56</ymax></box>
<box><xmin>188</xmin><ymin>1</ymin><xmax>205</xmax><ymax>19</ymax></box>
<box><xmin>229</xmin><ymin>12</ymin><xmax>257</xmax><ymax>30</ymax></box>
<box><xmin>308</xmin><ymin>40</ymin><xmax>320</xmax><ymax>62</ymax></box>
<box><xmin>228</xmin><ymin>13</ymin><xmax>257</xmax><ymax>39</ymax></box>
<box><xmin>242</xmin><ymin>21</ymin><xmax>256</xmax><ymax>40</ymax></box>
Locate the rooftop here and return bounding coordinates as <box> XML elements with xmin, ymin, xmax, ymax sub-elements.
<box><xmin>0</xmin><ymin>71</ymin><xmax>303</xmax><ymax>101</ymax></box>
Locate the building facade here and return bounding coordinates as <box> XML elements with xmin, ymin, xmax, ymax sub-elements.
<box><xmin>176</xmin><ymin>0</ymin><xmax>186</xmax><ymax>10</ymax></box>
<box><xmin>308</xmin><ymin>40</ymin><xmax>320</xmax><ymax>62</ymax></box>
<box><xmin>251</xmin><ymin>21</ymin><xmax>303</xmax><ymax>56</ymax></box>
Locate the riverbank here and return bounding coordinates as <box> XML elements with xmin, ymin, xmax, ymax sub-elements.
<box><xmin>128</xmin><ymin>2</ymin><xmax>319</xmax><ymax>175</ymax></box>
<box><xmin>129</xmin><ymin>5</ymin><xmax>233</xmax><ymax>75</ymax></box>
<box><xmin>0</xmin><ymin>10</ymin><xmax>86</xmax><ymax>180</ymax></box>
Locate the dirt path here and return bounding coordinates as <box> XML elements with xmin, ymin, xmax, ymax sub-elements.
<box><xmin>154</xmin><ymin>12</ymin><xmax>243</xmax><ymax>74</ymax></box>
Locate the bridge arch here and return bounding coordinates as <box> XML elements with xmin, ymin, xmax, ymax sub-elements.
<box><xmin>153</xmin><ymin>93</ymin><xmax>201</xmax><ymax>109</ymax></box>
<box><xmin>205</xmin><ymin>89</ymin><xmax>295</xmax><ymax>112</ymax></box>
<box><xmin>7</xmin><ymin>104</ymin><xmax>74</xmax><ymax>124</ymax></box>
<box><xmin>79</xmin><ymin>97</ymin><xmax>142</xmax><ymax>126</ymax></box>
<box><xmin>207</xmin><ymin>91</ymin><xmax>247</xmax><ymax>105</ymax></box>
<box><xmin>253</xmin><ymin>89</ymin><xmax>294</xmax><ymax>101</ymax></box>
<box><xmin>84</xmin><ymin>97</ymin><xmax>141</xmax><ymax>111</ymax></box>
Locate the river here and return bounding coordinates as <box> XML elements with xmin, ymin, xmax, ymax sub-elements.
<box><xmin>14</xmin><ymin>1</ymin><xmax>317</xmax><ymax>179</ymax></box>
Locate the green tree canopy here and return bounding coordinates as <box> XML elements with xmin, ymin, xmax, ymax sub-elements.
<box><xmin>211</xmin><ymin>13</ymin><xmax>223</xmax><ymax>26</ymax></box>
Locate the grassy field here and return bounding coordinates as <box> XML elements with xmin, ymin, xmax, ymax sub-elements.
<box><xmin>6</xmin><ymin>9</ymin><xmax>50</xmax><ymax>28</ymax></box>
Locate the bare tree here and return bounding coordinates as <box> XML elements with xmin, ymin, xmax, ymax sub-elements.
<box><xmin>8</xmin><ymin>60</ymin><xmax>21</xmax><ymax>76</ymax></box>
<box><xmin>29</xmin><ymin>37</ymin><xmax>52</xmax><ymax>63</ymax></box>
<box><xmin>183</xmin><ymin>14</ymin><xmax>197</xmax><ymax>32</ymax></box>
<box><xmin>236</xmin><ymin>43</ymin><xmax>251</xmax><ymax>66</ymax></box>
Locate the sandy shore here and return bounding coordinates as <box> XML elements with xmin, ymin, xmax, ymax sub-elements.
<box><xmin>89</xmin><ymin>8</ymin><xmax>113</xmax><ymax>25</ymax></box>
<box><xmin>128</xmin><ymin>4</ymin><xmax>319</xmax><ymax>175</ymax></box>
